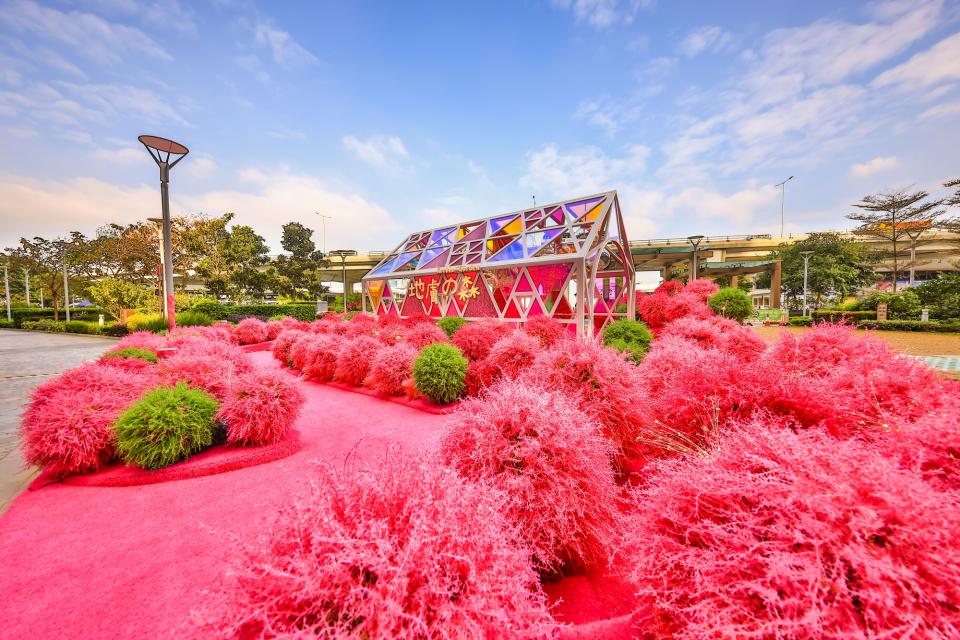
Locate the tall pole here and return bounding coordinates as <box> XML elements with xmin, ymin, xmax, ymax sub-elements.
<box><xmin>801</xmin><ymin>251</ymin><xmax>813</xmax><ymax>317</ymax></box>
<box><xmin>314</xmin><ymin>213</ymin><xmax>332</xmax><ymax>254</ymax></box>
<box><xmin>687</xmin><ymin>235</ymin><xmax>704</xmax><ymax>281</ymax></box>
<box><xmin>63</xmin><ymin>255</ymin><xmax>70</xmax><ymax>322</ymax></box>
<box><xmin>4</xmin><ymin>263</ymin><xmax>10</xmax><ymax>322</ymax></box>
<box><xmin>159</xmin><ymin>162</ymin><xmax>176</xmax><ymax>330</ymax></box>
<box><xmin>40</xmin><ymin>286</ymin><xmax>44</xmax><ymax>308</ymax></box>
<box><xmin>906</xmin><ymin>229</ymin><xmax>923</xmax><ymax>288</ymax></box>
<box><xmin>775</xmin><ymin>176</ymin><xmax>794</xmax><ymax>237</ymax></box>
<box><xmin>24</xmin><ymin>269</ymin><xmax>30</xmax><ymax>306</ymax></box>
<box><xmin>149</xmin><ymin>218</ymin><xmax>167</xmax><ymax>318</ymax></box>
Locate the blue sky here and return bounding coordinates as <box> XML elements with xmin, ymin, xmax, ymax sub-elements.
<box><xmin>2</xmin><ymin>0</ymin><xmax>960</xmax><ymax>254</ymax></box>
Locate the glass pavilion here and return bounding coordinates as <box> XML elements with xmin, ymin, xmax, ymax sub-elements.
<box><xmin>361</xmin><ymin>191</ymin><xmax>635</xmax><ymax>336</ymax></box>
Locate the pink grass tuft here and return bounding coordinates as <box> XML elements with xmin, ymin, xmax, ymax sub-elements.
<box><xmin>333</xmin><ymin>336</ymin><xmax>382</xmax><ymax>386</ymax></box>
<box><xmin>218</xmin><ymin>371</ymin><xmax>305</xmax><ymax>446</ymax></box>
<box><xmin>365</xmin><ymin>343</ymin><xmax>418</xmax><ymax>396</ymax></box>
<box><xmin>234</xmin><ymin>318</ymin><xmax>269</xmax><ymax>345</ymax></box>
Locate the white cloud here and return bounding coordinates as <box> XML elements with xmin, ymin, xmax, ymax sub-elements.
<box><xmin>551</xmin><ymin>0</ymin><xmax>653</xmax><ymax>29</ymax></box>
<box><xmin>873</xmin><ymin>32</ymin><xmax>960</xmax><ymax>89</ymax></box>
<box><xmin>850</xmin><ymin>156</ymin><xmax>900</xmax><ymax>177</ymax></box>
<box><xmin>520</xmin><ymin>143</ymin><xmax>649</xmax><ymax>197</ymax></box>
<box><xmin>0</xmin><ymin>0</ymin><xmax>173</xmax><ymax>65</ymax></box>
<box><xmin>663</xmin><ymin>184</ymin><xmax>779</xmax><ymax>224</ymax></box>
<box><xmin>85</xmin><ymin>0</ymin><xmax>197</xmax><ymax>34</ymax></box>
<box><xmin>920</xmin><ymin>99</ymin><xmax>960</xmax><ymax>120</ymax></box>
<box><xmin>678</xmin><ymin>26</ymin><xmax>732</xmax><ymax>58</ymax></box>
<box><xmin>254</xmin><ymin>21</ymin><xmax>318</xmax><ymax>69</ymax></box>
<box><xmin>342</xmin><ymin>135</ymin><xmax>410</xmax><ymax>169</ymax></box>
<box><xmin>0</xmin><ymin>169</ymin><xmax>400</xmax><ymax>253</ymax></box>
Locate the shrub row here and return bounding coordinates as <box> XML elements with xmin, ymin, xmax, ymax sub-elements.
<box><xmin>812</xmin><ymin>309</ymin><xmax>877</xmax><ymax>322</ymax></box>
<box><xmin>190</xmin><ymin>301</ymin><xmax>317</xmax><ymax>322</ymax></box>
<box><xmin>856</xmin><ymin>319</ymin><xmax>960</xmax><ymax>333</ymax></box>
<box><xmin>8</xmin><ymin>307</ymin><xmax>109</xmax><ymax>327</ymax></box>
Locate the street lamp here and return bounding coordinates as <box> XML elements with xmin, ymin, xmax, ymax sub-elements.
<box><xmin>3</xmin><ymin>262</ymin><xmax>10</xmax><ymax>322</ymax></box>
<box><xmin>139</xmin><ymin>134</ymin><xmax>189</xmax><ymax>331</ymax></box>
<box><xmin>774</xmin><ymin>176</ymin><xmax>794</xmax><ymax>237</ymax></box>
<box><xmin>800</xmin><ymin>250</ymin><xmax>814</xmax><ymax>317</ymax></box>
<box><xmin>328</xmin><ymin>249</ymin><xmax>357</xmax><ymax>310</ymax></box>
<box><xmin>687</xmin><ymin>235</ymin><xmax>705</xmax><ymax>280</ymax></box>
<box><xmin>313</xmin><ymin>212</ymin><xmax>332</xmax><ymax>254</ymax></box>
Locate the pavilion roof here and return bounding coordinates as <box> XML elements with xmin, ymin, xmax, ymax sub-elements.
<box><xmin>363</xmin><ymin>192</ymin><xmax>618</xmax><ymax>279</ymax></box>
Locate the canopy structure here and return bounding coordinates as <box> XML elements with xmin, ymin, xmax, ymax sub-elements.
<box><xmin>362</xmin><ymin>191</ymin><xmax>634</xmax><ymax>336</ymax></box>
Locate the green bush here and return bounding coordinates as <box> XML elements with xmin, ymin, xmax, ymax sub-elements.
<box><xmin>65</xmin><ymin>320</ymin><xmax>99</xmax><ymax>334</ymax></box>
<box><xmin>114</xmin><ymin>383</ymin><xmax>219</xmax><ymax>470</ymax></box>
<box><xmin>436</xmin><ymin>317</ymin><xmax>467</xmax><ymax>338</ymax></box>
<box><xmin>10</xmin><ymin>307</ymin><xmax>108</xmax><ymax>327</ymax></box>
<box><xmin>101</xmin><ymin>347</ymin><xmax>158</xmax><ymax>363</ymax></box>
<box><xmin>708</xmin><ymin>287</ymin><xmax>754</xmax><ymax>322</ymax></box>
<box><xmin>103</xmin><ymin>322</ymin><xmax>130</xmax><ymax>337</ymax></box>
<box><xmin>602</xmin><ymin>319</ymin><xmax>652</xmax><ymax>363</ymax></box>
<box><xmin>22</xmin><ymin>319</ymin><xmax>66</xmax><ymax>332</ymax></box>
<box><xmin>913</xmin><ymin>275</ymin><xmax>960</xmax><ymax>321</ymax></box>
<box><xmin>0</xmin><ymin>319</ymin><xmax>14</xmax><ymax>329</ymax></box>
<box><xmin>190</xmin><ymin>302</ymin><xmax>317</xmax><ymax>322</ymax></box>
<box><xmin>126</xmin><ymin>313</ymin><xmax>168</xmax><ymax>333</ymax></box>
<box><xmin>175</xmin><ymin>310</ymin><xmax>214</xmax><ymax>327</ymax></box>
<box><xmin>854</xmin><ymin>290</ymin><xmax>922</xmax><ymax>320</ymax></box>
<box><xmin>812</xmin><ymin>310</ymin><xmax>877</xmax><ymax>322</ymax></box>
<box><xmin>413</xmin><ymin>343</ymin><xmax>468</xmax><ymax>404</ymax></box>
<box><xmin>789</xmin><ymin>316</ymin><xmax>813</xmax><ymax>327</ymax></box>
<box><xmin>856</xmin><ymin>320</ymin><xmax>960</xmax><ymax>333</ymax></box>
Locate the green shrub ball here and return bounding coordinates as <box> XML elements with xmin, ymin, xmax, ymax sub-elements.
<box><xmin>708</xmin><ymin>287</ymin><xmax>754</xmax><ymax>322</ymax></box>
<box><xmin>102</xmin><ymin>347</ymin><xmax>158</xmax><ymax>363</ymax></box>
<box><xmin>114</xmin><ymin>383</ymin><xmax>219</xmax><ymax>470</ymax></box>
<box><xmin>412</xmin><ymin>343</ymin><xmax>468</xmax><ymax>404</ymax></box>
<box><xmin>436</xmin><ymin>317</ymin><xmax>467</xmax><ymax>338</ymax></box>
<box><xmin>603</xmin><ymin>319</ymin><xmax>652</xmax><ymax>363</ymax></box>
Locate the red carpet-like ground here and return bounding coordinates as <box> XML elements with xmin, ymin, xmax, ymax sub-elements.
<box><xmin>0</xmin><ymin>351</ymin><xmax>633</xmax><ymax>639</ymax></box>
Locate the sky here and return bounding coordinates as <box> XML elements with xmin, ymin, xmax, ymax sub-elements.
<box><xmin>1</xmin><ymin>0</ymin><xmax>960</xmax><ymax>255</ymax></box>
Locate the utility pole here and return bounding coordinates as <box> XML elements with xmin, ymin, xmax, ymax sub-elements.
<box><xmin>314</xmin><ymin>212</ymin><xmax>332</xmax><ymax>254</ymax></box>
<box><xmin>800</xmin><ymin>251</ymin><xmax>814</xmax><ymax>317</ymax></box>
<box><xmin>687</xmin><ymin>235</ymin><xmax>704</xmax><ymax>280</ymax></box>
<box><xmin>328</xmin><ymin>250</ymin><xmax>357</xmax><ymax>311</ymax></box>
<box><xmin>775</xmin><ymin>176</ymin><xmax>794</xmax><ymax>237</ymax></box>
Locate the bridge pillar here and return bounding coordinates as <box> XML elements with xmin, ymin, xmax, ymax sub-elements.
<box><xmin>730</xmin><ymin>275</ymin><xmax>739</xmax><ymax>289</ymax></box>
<box><xmin>770</xmin><ymin>260</ymin><xmax>782</xmax><ymax>309</ymax></box>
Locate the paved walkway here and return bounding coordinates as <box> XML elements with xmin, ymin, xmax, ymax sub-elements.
<box><xmin>913</xmin><ymin>355</ymin><xmax>960</xmax><ymax>374</ymax></box>
<box><xmin>0</xmin><ymin>330</ymin><xmax>117</xmax><ymax>511</ymax></box>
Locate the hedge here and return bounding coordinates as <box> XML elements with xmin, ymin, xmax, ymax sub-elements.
<box><xmin>789</xmin><ymin>317</ymin><xmax>813</xmax><ymax>327</ymax></box>
<box><xmin>9</xmin><ymin>307</ymin><xmax>109</xmax><ymax>327</ymax></box>
<box><xmin>856</xmin><ymin>320</ymin><xmax>960</xmax><ymax>333</ymax></box>
<box><xmin>811</xmin><ymin>310</ymin><xmax>877</xmax><ymax>322</ymax></box>
<box><xmin>190</xmin><ymin>302</ymin><xmax>317</xmax><ymax>322</ymax></box>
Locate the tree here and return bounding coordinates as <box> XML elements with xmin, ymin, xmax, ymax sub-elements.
<box><xmin>268</xmin><ymin>222</ymin><xmax>329</xmax><ymax>300</ymax></box>
<box><xmin>179</xmin><ymin>213</ymin><xmax>270</xmax><ymax>302</ymax></box>
<box><xmin>6</xmin><ymin>233</ymin><xmax>90</xmax><ymax>320</ymax></box>
<box><xmin>87</xmin><ymin>278</ymin><xmax>153</xmax><ymax>319</ymax></box>
<box><xmin>708</xmin><ymin>288</ymin><xmax>753</xmax><ymax>322</ymax></box>
<box><xmin>758</xmin><ymin>233</ymin><xmax>877</xmax><ymax>310</ymax></box>
<box><xmin>848</xmin><ymin>188</ymin><xmax>946</xmax><ymax>291</ymax></box>
<box><xmin>913</xmin><ymin>274</ymin><xmax>960</xmax><ymax>321</ymax></box>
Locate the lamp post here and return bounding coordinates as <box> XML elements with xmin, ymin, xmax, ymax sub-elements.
<box><xmin>800</xmin><ymin>250</ymin><xmax>814</xmax><ymax>317</ymax></box>
<box><xmin>328</xmin><ymin>249</ymin><xmax>357</xmax><ymax>310</ymax></box>
<box><xmin>774</xmin><ymin>176</ymin><xmax>794</xmax><ymax>237</ymax></box>
<box><xmin>63</xmin><ymin>253</ymin><xmax>70</xmax><ymax>322</ymax></box>
<box><xmin>3</xmin><ymin>262</ymin><xmax>10</xmax><ymax>322</ymax></box>
<box><xmin>313</xmin><ymin>212</ymin><xmax>332</xmax><ymax>254</ymax></box>
<box><xmin>905</xmin><ymin>228</ymin><xmax>925</xmax><ymax>287</ymax></box>
<box><xmin>687</xmin><ymin>235</ymin><xmax>705</xmax><ymax>280</ymax></box>
<box><xmin>24</xmin><ymin>269</ymin><xmax>30</xmax><ymax>306</ymax></box>
<box><xmin>138</xmin><ymin>135</ymin><xmax>189</xmax><ymax>331</ymax></box>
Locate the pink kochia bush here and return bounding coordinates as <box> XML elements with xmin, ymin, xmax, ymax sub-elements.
<box><xmin>217</xmin><ymin>370</ymin><xmax>304</xmax><ymax>446</ymax></box>
<box><xmin>659</xmin><ymin>315</ymin><xmax>767</xmax><ymax>361</ymax></box>
<box><xmin>234</xmin><ymin>318</ymin><xmax>269</xmax><ymax>345</ymax></box>
<box><xmin>441</xmin><ymin>381</ymin><xmax>620</xmax><ymax>574</ymax></box>
<box><xmin>762</xmin><ymin>324</ymin><xmax>948</xmax><ymax>438</ymax></box>
<box><xmin>271</xmin><ymin>329</ymin><xmax>306</xmax><ymax>365</ymax></box>
<box><xmin>365</xmin><ymin>343</ymin><xmax>418</xmax><ymax>396</ymax></box>
<box><xmin>883</xmin><ymin>393</ymin><xmax>960</xmax><ymax>492</ymax></box>
<box><xmin>300</xmin><ymin>334</ymin><xmax>340</xmax><ymax>382</ymax></box>
<box><xmin>333</xmin><ymin>336</ymin><xmax>381</xmax><ymax>386</ymax></box>
<box><xmin>637</xmin><ymin>280</ymin><xmax>713</xmax><ymax>331</ymax></box>
<box><xmin>522</xmin><ymin>315</ymin><xmax>567</xmax><ymax>348</ymax></box>
<box><xmin>21</xmin><ymin>363</ymin><xmax>159</xmax><ymax>476</ymax></box>
<box><xmin>401</xmin><ymin>322</ymin><xmax>448</xmax><ymax>350</ymax></box>
<box><xmin>528</xmin><ymin>339</ymin><xmax>647</xmax><ymax>461</ymax></box>
<box><xmin>157</xmin><ymin>341</ymin><xmax>252</xmax><ymax>401</ymax></box>
<box><xmin>618</xmin><ymin>419</ymin><xmax>960</xmax><ymax>639</ymax></box>
<box><xmin>199</xmin><ymin>453</ymin><xmax>555</xmax><ymax>639</ymax></box>
<box><xmin>115</xmin><ymin>330</ymin><xmax>166</xmax><ymax>353</ymax></box>
<box><xmin>452</xmin><ymin>318</ymin><xmax>502</xmax><ymax>361</ymax></box>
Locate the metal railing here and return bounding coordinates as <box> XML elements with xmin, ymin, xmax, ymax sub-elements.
<box><xmin>628</xmin><ymin>234</ymin><xmax>773</xmax><ymax>247</ymax></box>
